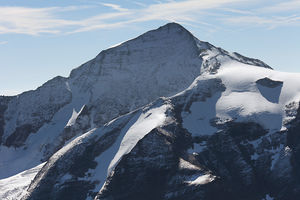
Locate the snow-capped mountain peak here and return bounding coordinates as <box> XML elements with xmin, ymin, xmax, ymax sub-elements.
<box><xmin>2</xmin><ymin>23</ymin><xmax>297</xmax><ymax>200</ymax></box>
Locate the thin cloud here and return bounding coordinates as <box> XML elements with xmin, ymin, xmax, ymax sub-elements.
<box><xmin>101</xmin><ymin>3</ymin><xmax>129</xmax><ymax>12</ymax></box>
<box><xmin>0</xmin><ymin>5</ymin><xmax>131</xmax><ymax>35</ymax></box>
<box><xmin>131</xmin><ymin>1</ymin><xmax>148</xmax><ymax>7</ymax></box>
<box><xmin>0</xmin><ymin>6</ymin><xmax>78</xmax><ymax>35</ymax></box>
<box><xmin>76</xmin><ymin>0</ymin><xmax>243</xmax><ymax>33</ymax></box>
<box><xmin>220</xmin><ymin>8</ymin><xmax>255</xmax><ymax>15</ymax></box>
<box><xmin>0</xmin><ymin>0</ymin><xmax>242</xmax><ymax>35</ymax></box>
<box><xmin>261</xmin><ymin>0</ymin><xmax>300</xmax><ymax>12</ymax></box>
<box><xmin>0</xmin><ymin>41</ymin><xmax>8</xmax><ymax>45</ymax></box>
<box><xmin>0</xmin><ymin>0</ymin><xmax>299</xmax><ymax>36</ymax></box>
<box><xmin>223</xmin><ymin>15</ymin><xmax>300</xmax><ymax>29</ymax></box>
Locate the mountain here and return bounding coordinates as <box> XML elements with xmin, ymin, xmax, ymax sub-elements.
<box><xmin>0</xmin><ymin>23</ymin><xmax>270</xmax><ymax>179</ymax></box>
<box><xmin>0</xmin><ymin>22</ymin><xmax>203</xmax><ymax>178</ymax></box>
<box><xmin>1</xmin><ymin>23</ymin><xmax>299</xmax><ymax>200</ymax></box>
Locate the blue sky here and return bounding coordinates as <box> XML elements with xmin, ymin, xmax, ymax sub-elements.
<box><xmin>0</xmin><ymin>0</ymin><xmax>299</xmax><ymax>95</ymax></box>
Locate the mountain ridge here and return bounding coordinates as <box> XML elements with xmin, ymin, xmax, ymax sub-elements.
<box><xmin>1</xmin><ymin>23</ymin><xmax>296</xmax><ymax>200</ymax></box>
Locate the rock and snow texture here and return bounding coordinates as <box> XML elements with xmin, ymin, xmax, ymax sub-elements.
<box><xmin>1</xmin><ymin>23</ymin><xmax>300</xmax><ymax>200</ymax></box>
<box><xmin>0</xmin><ymin>23</ymin><xmax>204</xmax><ymax>179</ymax></box>
<box><xmin>0</xmin><ymin>22</ymin><xmax>272</xmax><ymax>180</ymax></box>
<box><xmin>0</xmin><ymin>163</ymin><xmax>45</xmax><ymax>200</ymax></box>
<box><xmin>23</xmin><ymin>61</ymin><xmax>300</xmax><ymax>199</ymax></box>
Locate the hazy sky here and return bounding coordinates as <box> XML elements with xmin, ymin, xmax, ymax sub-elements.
<box><xmin>0</xmin><ymin>0</ymin><xmax>299</xmax><ymax>95</ymax></box>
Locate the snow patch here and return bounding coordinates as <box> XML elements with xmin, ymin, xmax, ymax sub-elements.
<box><xmin>0</xmin><ymin>162</ymin><xmax>45</xmax><ymax>200</ymax></box>
<box><xmin>107</xmin><ymin>104</ymin><xmax>170</xmax><ymax>175</ymax></box>
<box><xmin>215</xmin><ymin>61</ymin><xmax>300</xmax><ymax>132</ymax></box>
<box><xmin>66</xmin><ymin>109</ymin><xmax>79</xmax><ymax>127</ymax></box>
<box><xmin>80</xmin><ymin>112</ymin><xmax>141</xmax><ymax>195</ymax></box>
<box><xmin>185</xmin><ymin>174</ymin><xmax>215</xmax><ymax>185</ymax></box>
<box><xmin>179</xmin><ymin>158</ymin><xmax>201</xmax><ymax>170</ymax></box>
<box><xmin>251</xmin><ymin>153</ymin><xmax>259</xmax><ymax>160</ymax></box>
<box><xmin>263</xmin><ymin>194</ymin><xmax>274</xmax><ymax>200</ymax></box>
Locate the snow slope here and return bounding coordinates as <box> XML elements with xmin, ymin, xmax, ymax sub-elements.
<box><xmin>215</xmin><ymin>61</ymin><xmax>300</xmax><ymax>131</ymax></box>
<box><xmin>0</xmin><ymin>163</ymin><xmax>45</xmax><ymax>200</ymax></box>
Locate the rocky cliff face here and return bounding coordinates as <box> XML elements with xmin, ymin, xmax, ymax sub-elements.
<box><xmin>0</xmin><ymin>96</ymin><xmax>12</xmax><ymax>144</ymax></box>
<box><xmin>2</xmin><ymin>23</ymin><xmax>297</xmax><ymax>200</ymax></box>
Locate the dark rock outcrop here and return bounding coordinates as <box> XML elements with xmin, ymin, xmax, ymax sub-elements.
<box><xmin>0</xmin><ymin>96</ymin><xmax>13</xmax><ymax>144</ymax></box>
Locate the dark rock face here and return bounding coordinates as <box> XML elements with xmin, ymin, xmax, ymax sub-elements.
<box><xmin>96</xmin><ymin>127</ymin><xmax>181</xmax><ymax>200</ymax></box>
<box><xmin>232</xmin><ymin>52</ymin><xmax>272</xmax><ymax>69</ymax></box>
<box><xmin>256</xmin><ymin>77</ymin><xmax>283</xmax><ymax>88</ymax></box>
<box><xmin>4</xmin><ymin>99</ymin><xmax>72</xmax><ymax>147</ymax></box>
<box><xmin>0</xmin><ymin>96</ymin><xmax>13</xmax><ymax>144</ymax></box>
<box><xmin>94</xmin><ymin>111</ymin><xmax>281</xmax><ymax>200</ymax></box>
<box><xmin>196</xmin><ymin>123</ymin><xmax>268</xmax><ymax>199</ymax></box>
<box><xmin>95</xmin><ymin>122</ymin><xmax>289</xmax><ymax>200</ymax></box>
<box><xmin>5</xmin><ymin>124</ymin><xmax>37</xmax><ymax>147</ymax></box>
<box><xmin>24</xmin><ymin>113</ymin><xmax>136</xmax><ymax>200</ymax></box>
<box><xmin>100</xmin><ymin>103</ymin><xmax>196</xmax><ymax>197</ymax></box>
<box><xmin>256</xmin><ymin>77</ymin><xmax>283</xmax><ymax>103</ymax></box>
<box><xmin>42</xmin><ymin>105</ymin><xmax>91</xmax><ymax>161</ymax></box>
<box><xmin>282</xmin><ymin>102</ymin><xmax>300</xmax><ymax>199</ymax></box>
